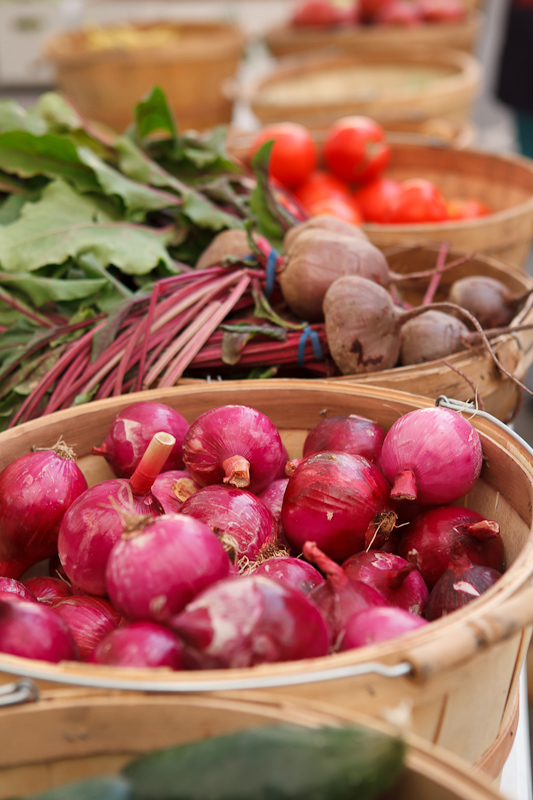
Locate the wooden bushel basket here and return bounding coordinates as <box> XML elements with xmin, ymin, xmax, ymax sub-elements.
<box><xmin>0</xmin><ymin>693</ymin><xmax>507</xmax><ymax>800</ymax></box>
<box><xmin>0</xmin><ymin>381</ymin><xmax>533</xmax><ymax>778</ymax></box>
<box><xmin>45</xmin><ymin>21</ymin><xmax>246</xmax><ymax>133</ymax></box>
<box><xmin>242</xmin><ymin>48</ymin><xmax>481</xmax><ymax>129</ymax></box>
<box><xmin>264</xmin><ymin>9</ymin><xmax>483</xmax><ymax>59</ymax></box>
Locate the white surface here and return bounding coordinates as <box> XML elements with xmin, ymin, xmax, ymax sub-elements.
<box><xmin>500</xmin><ymin>669</ymin><xmax>533</xmax><ymax>800</ymax></box>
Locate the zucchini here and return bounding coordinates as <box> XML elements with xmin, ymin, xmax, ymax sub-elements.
<box><xmin>122</xmin><ymin>723</ymin><xmax>406</xmax><ymax>800</ymax></box>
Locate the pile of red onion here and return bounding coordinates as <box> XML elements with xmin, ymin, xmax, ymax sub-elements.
<box><xmin>0</xmin><ymin>401</ymin><xmax>507</xmax><ymax>667</ymax></box>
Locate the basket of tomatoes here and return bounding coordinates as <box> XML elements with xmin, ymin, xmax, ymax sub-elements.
<box><xmin>231</xmin><ymin>116</ymin><xmax>533</xmax><ymax>269</ymax></box>
<box><xmin>264</xmin><ymin>0</ymin><xmax>483</xmax><ymax>59</ymax></box>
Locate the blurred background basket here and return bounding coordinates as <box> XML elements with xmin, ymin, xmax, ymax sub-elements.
<box><xmin>239</xmin><ymin>48</ymin><xmax>481</xmax><ymax>128</ymax></box>
<box><xmin>264</xmin><ymin>9</ymin><xmax>483</xmax><ymax>59</ymax></box>
<box><xmin>0</xmin><ymin>380</ymin><xmax>533</xmax><ymax>776</ymax></box>
<box><xmin>0</xmin><ymin>692</ymin><xmax>506</xmax><ymax>800</ymax></box>
<box><xmin>45</xmin><ymin>20</ymin><xmax>246</xmax><ymax>133</ymax></box>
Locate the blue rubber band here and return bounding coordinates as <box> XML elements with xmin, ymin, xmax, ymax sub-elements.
<box><xmin>297</xmin><ymin>326</ymin><xmax>324</xmax><ymax>368</ymax></box>
<box><xmin>264</xmin><ymin>248</ymin><xmax>278</xmax><ymax>299</ymax></box>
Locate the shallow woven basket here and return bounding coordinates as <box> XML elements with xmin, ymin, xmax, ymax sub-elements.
<box><xmin>0</xmin><ymin>380</ymin><xmax>533</xmax><ymax>778</ymax></box>
<box><xmin>264</xmin><ymin>9</ymin><xmax>483</xmax><ymax>59</ymax></box>
<box><xmin>240</xmin><ymin>48</ymin><xmax>481</xmax><ymax>129</ymax></box>
<box><xmin>0</xmin><ymin>693</ymin><xmax>505</xmax><ymax>800</ymax></box>
<box><xmin>45</xmin><ymin>20</ymin><xmax>245</xmax><ymax>133</ymax></box>
<box><xmin>361</xmin><ymin>143</ymin><xmax>533</xmax><ymax>269</ymax></box>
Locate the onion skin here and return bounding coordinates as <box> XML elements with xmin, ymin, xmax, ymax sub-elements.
<box><xmin>398</xmin><ymin>506</ymin><xmax>505</xmax><ymax>590</ymax></box>
<box><xmin>338</xmin><ymin>606</ymin><xmax>429</xmax><ymax>651</ymax></box>
<box><xmin>323</xmin><ymin>275</ymin><xmax>401</xmax><ymax>375</ymax></box>
<box><xmin>106</xmin><ymin>514</ymin><xmax>232</xmax><ymax>623</ymax></box>
<box><xmin>381</xmin><ymin>407</ymin><xmax>483</xmax><ymax>505</ymax></box>
<box><xmin>425</xmin><ymin>552</ymin><xmax>501</xmax><ymax>620</ymax></box>
<box><xmin>257</xmin><ymin>478</ymin><xmax>289</xmax><ymax>541</ymax></box>
<box><xmin>58</xmin><ymin>478</ymin><xmax>162</xmax><ymax>596</ymax></box>
<box><xmin>342</xmin><ymin>551</ymin><xmax>429</xmax><ymax>615</ymax></box>
<box><xmin>0</xmin><ymin>577</ymin><xmax>37</xmax><ymax>603</ymax></box>
<box><xmin>249</xmin><ymin>556</ymin><xmax>325</xmax><ymax>595</ymax></box>
<box><xmin>0</xmin><ymin>444</ymin><xmax>88</xmax><ymax>579</ymax></box>
<box><xmin>179</xmin><ymin>484</ymin><xmax>278</xmax><ymax>567</ymax></box>
<box><xmin>91</xmin><ymin>401</ymin><xmax>189</xmax><ymax>478</ymax></box>
<box><xmin>170</xmin><ymin>575</ymin><xmax>330</xmax><ymax>669</ymax></box>
<box><xmin>281</xmin><ymin>452</ymin><xmax>397</xmax><ymax>562</ymax></box>
<box><xmin>152</xmin><ymin>470</ymin><xmax>201</xmax><ymax>513</ymax></box>
<box><xmin>89</xmin><ymin>621</ymin><xmax>186</xmax><ymax>669</ymax></box>
<box><xmin>50</xmin><ymin>595</ymin><xmax>121</xmax><ymax>661</ymax></box>
<box><xmin>182</xmin><ymin>405</ymin><xmax>285</xmax><ymax>495</ymax></box>
<box><xmin>280</xmin><ymin>229</ymin><xmax>391</xmax><ymax>322</ymax></box>
<box><xmin>0</xmin><ymin>598</ymin><xmax>79</xmax><ymax>662</ymax></box>
<box><xmin>304</xmin><ymin>541</ymin><xmax>387</xmax><ymax>644</ymax></box>
<box><xmin>23</xmin><ymin>576</ymin><xmax>72</xmax><ymax>605</ymax></box>
<box><xmin>303</xmin><ymin>414</ymin><xmax>386</xmax><ymax>469</ymax></box>
<box><xmin>399</xmin><ymin>311</ymin><xmax>469</xmax><ymax>365</ymax></box>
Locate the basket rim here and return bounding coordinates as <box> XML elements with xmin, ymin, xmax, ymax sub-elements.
<box><xmin>45</xmin><ymin>20</ymin><xmax>246</xmax><ymax>67</ymax></box>
<box><xmin>265</xmin><ymin>8</ymin><xmax>483</xmax><ymax>47</ymax></box>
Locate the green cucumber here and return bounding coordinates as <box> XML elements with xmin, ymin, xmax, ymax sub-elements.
<box><xmin>122</xmin><ymin>723</ymin><xmax>406</xmax><ymax>800</ymax></box>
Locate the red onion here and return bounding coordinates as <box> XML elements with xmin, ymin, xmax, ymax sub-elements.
<box><xmin>0</xmin><ymin>598</ymin><xmax>79</xmax><ymax>662</ymax></box>
<box><xmin>50</xmin><ymin>595</ymin><xmax>121</xmax><ymax>661</ymax></box>
<box><xmin>425</xmin><ymin>550</ymin><xmax>501</xmax><ymax>620</ymax></box>
<box><xmin>171</xmin><ymin>574</ymin><xmax>330</xmax><ymax>669</ymax></box>
<box><xmin>179</xmin><ymin>485</ymin><xmax>279</xmax><ymax>568</ymax></box>
<box><xmin>0</xmin><ymin>439</ymin><xmax>88</xmax><ymax>579</ymax></box>
<box><xmin>151</xmin><ymin>470</ymin><xmax>201</xmax><ymax>513</ymax></box>
<box><xmin>281</xmin><ymin>452</ymin><xmax>397</xmax><ymax>562</ymax></box>
<box><xmin>381</xmin><ymin>407</ymin><xmax>483</xmax><ymax>505</ymax></box>
<box><xmin>0</xmin><ymin>577</ymin><xmax>37</xmax><ymax>603</ymax></box>
<box><xmin>182</xmin><ymin>405</ymin><xmax>285</xmax><ymax>495</ymax></box>
<box><xmin>249</xmin><ymin>556</ymin><xmax>325</xmax><ymax>595</ymax></box>
<box><xmin>397</xmin><ymin>505</ymin><xmax>505</xmax><ymax>589</ymax></box>
<box><xmin>303</xmin><ymin>414</ymin><xmax>386</xmax><ymax>470</ymax></box>
<box><xmin>338</xmin><ymin>606</ymin><xmax>429</xmax><ymax>651</ymax></box>
<box><xmin>342</xmin><ymin>551</ymin><xmax>429</xmax><ymax>615</ymax></box>
<box><xmin>91</xmin><ymin>401</ymin><xmax>189</xmax><ymax>478</ymax></box>
<box><xmin>89</xmin><ymin>621</ymin><xmax>185</xmax><ymax>669</ymax></box>
<box><xmin>257</xmin><ymin>478</ymin><xmax>289</xmax><ymax>542</ymax></box>
<box><xmin>106</xmin><ymin>514</ymin><xmax>232</xmax><ymax>623</ymax></box>
<box><xmin>304</xmin><ymin>542</ymin><xmax>387</xmax><ymax>645</ymax></box>
<box><xmin>58</xmin><ymin>433</ymin><xmax>174</xmax><ymax>596</ymax></box>
<box><xmin>23</xmin><ymin>576</ymin><xmax>71</xmax><ymax>604</ymax></box>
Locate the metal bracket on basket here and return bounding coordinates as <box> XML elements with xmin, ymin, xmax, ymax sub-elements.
<box><xmin>0</xmin><ymin>678</ymin><xmax>39</xmax><ymax>707</ymax></box>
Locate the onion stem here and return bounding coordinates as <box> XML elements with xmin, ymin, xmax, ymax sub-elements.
<box><xmin>130</xmin><ymin>432</ymin><xmax>177</xmax><ymax>496</ymax></box>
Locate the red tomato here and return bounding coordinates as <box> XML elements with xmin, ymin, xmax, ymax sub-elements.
<box><xmin>418</xmin><ymin>0</ymin><xmax>466</xmax><ymax>23</ymax></box>
<box><xmin>323</xmin><ymin>116</ymin><xmax>391</xmax><ymax>185</ymax></box>
<box><xmin>307</xmin><ymin>195</ymin><xmax>364</xmax><ymax>225</ymax></box>
<box><xmin>389</xmin><ymin>179</ymin><xmax>449</xmax><ymax>224</ymax></box>
<box><xmin>292</xmin><ymin>0</ymin><xmax>359</xmax><ymax>26</ymax></box>
<box><xmin>446</xmin><ymin>198</ymin><xmax>492</xmax><ymax>220</ymax></box>
<box><xmin>360</xmin><ymin>0</ymin><xmax>394</xmax><ymax>21</ymax></box>
<box><xmin>353</xmin><ymin>177</ymin><xmax>402</xmax><ymax>223</ymax></box>
<box><xmin>375</xmin><ymin>0</ymin><xmax>423</xmax><ymax>25</ymax></box>
<box><xmin>295</xmin><ymin>169</ymin><xmax>352</xmax><ymax>210</ymax></box>
<box><xmin>250</xmin><ymin>123</ymin><xmax>318</xmax><ymax>189</ymax></box>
